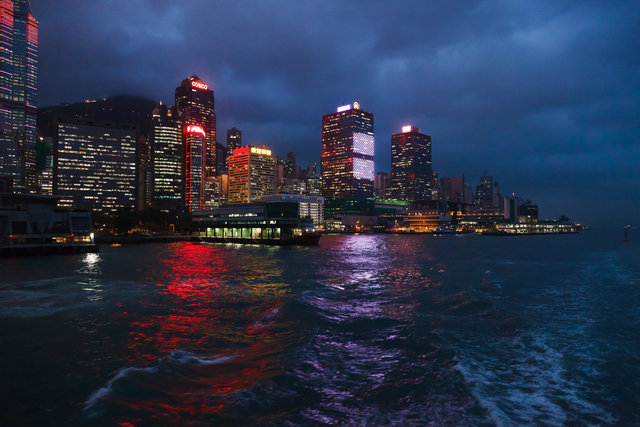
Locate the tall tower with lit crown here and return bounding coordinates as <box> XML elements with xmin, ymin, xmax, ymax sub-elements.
<box><xmin>175</xmin><ymin>75</ymin><xmax>216</xmax><ymax>211</ymax></box>
<box><xmin>0</xmin><ymin>0</ymin><xmax>37</xmax><ymax>191</ymax></box>
<box><xmin>391</xmin><ymin>125</ymin><xmax>432</xmax><ymax>201</ymax></box>
<box><xmin>321</xmin><ymin>102</ymin><xmax>374</xmax><ymax>214</ymax></box>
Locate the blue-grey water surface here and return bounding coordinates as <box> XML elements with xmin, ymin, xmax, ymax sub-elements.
<box><xmin>1</xmin><ymin>231</ymin><xmax>639</xmax><ymax>425</ymax></box>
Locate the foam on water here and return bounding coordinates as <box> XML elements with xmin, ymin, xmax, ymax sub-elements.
<box><xmin>84</xmin><ymin>349</ymin><xmax>236</xmax><ymax>417</ymax></box>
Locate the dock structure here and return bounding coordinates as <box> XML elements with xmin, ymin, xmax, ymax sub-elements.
<box><xmin>0</xmin><ymin>193</ymin><xmax>98</xmax><ymax>257</ymax></box>
<box><xmin>192</xmin><ymin>201</ymin><xmax>320</xmax><ymax>245</ymax></box>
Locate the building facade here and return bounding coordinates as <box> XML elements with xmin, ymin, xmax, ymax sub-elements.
<box><xmin>184</xmin><ymin>125</ymin><xmax>206</xmax><ymax>211</ymax></box>
<box><xmin>0</xmin><ymin>0</ymin><xmax>37</xmax><ymax>191</ymax></box>
<box><xmin>53</xmin><ymin>119</ymin><xmax>136</xmax><ymax>212</ymax></box>
<box><xmin>391</xmin><ymin>125</ymin><xmax>432</xmax><ymax>202</ymax></box>
<box><xmin>150</xmin><ymin>104</ymin><xmax>181</xmax><ymax>207</ymax></box>
<box><xmin>175</xmin><ymin>75</ymin><xmax>216</xmax><ymax>179</ymax></box>
<box><xmin>374</xmin><ymin>172</ymin><xmax>390</xmax><ymax>199</ymax></box>
<box><xmin>226</xmin><ymin>127</ymin><xmax>241</xmax><ymax>158</ymax></box>
<box><xmin>255</xmin><ymin>193</ymin><xmax>324</xmax><ymax>225</ymax></box>
<box><xmin>321</xmin><ymin>102</ymin><xmax>374</xmax><ymax>213</ymax></box>
<box><xmin>228</xmin><ymin>145</ymin><xmax>276</xmax><ymax>204</ymax></box>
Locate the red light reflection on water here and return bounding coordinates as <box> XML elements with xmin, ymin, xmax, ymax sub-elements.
<box><xmin>109</xmin><ymin>242</ymin><xmax>290</xmax><ymax>423</ymax></box>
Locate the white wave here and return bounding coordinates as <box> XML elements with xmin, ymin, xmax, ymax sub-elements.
<box><xmin>453</xmin><ymin>332</ymin><xmax>617</xmax><ymax>426</ymax></box>
<box><xmin>83</xmin><ymin>350</ymin><xmax>235</xmax><ymax>415</ymax></box>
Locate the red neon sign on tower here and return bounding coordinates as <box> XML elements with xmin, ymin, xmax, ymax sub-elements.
<box><xmin>185</xmin><ymin>124</ymin><xmax>206</xmax><ymax>137</ymax></box>
<box><xmin>191</xmin><ymin>81</ymin><xmax>208</xmax><ymax>90</ymax></box>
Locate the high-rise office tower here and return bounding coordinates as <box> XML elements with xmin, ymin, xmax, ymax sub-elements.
<box><xmin>476</xmin><ymin>173</ymin><xmax>494</xmax><ymax>208</ymax></box>
<box><xmin>391</xmin><ymin>125</ymin><xmax>432</xmax><ymax>202</ymax></box>
<box><xmin>321</xmin><ymin>102</ymin><xmax>374</xmax><ymax>213</ymax></box>
<box><xmin>374</xmin><ymin>172</ymin><xmax>390</xmax><ymax>199</ymax></box>
<box><xmin>285</xmin><ymin>151</ymin><xmax>296</xmax><ymax>179</ymax></box>
<box><xmin>226</xmin><ymin>127</ymin><xmax>241</xmax><ymax>155</ymax></box>
<box><xmin>228</xmin><ymin>145</ymin><xmax>276</xmax><ymax>204</ymax></box>
<box><xmin>150</xmin><ymin>104</ymin><xmax>181</xmax><ymax>207</ymax></box>
<box><xmin>53</xmin><ymin>119</ymin><xmax>136</xmax><ymax>212</ymax></box>
<box><xmin>175</xmin><ymin>75</ymin><xmax>216</xmax><ymax>180</ymax></box>
<box><xmin>226</xmin><ymin>127</ymin><xmax>241</xmax><ymax>173</ymax></box>
<box><xmin>439</xmin><ymin>175</ymin><xmax>465</xmax><ymax>203</ymax></box>
<box><xmin>215</xmin><ymin>141</ymin><xmax>227</xmax><ymax>175</ymax></box>
<box><xmin>184</xmin><ymin>125</ymin><xmax>206</xmax><ymax>211</ymax></box>
<box><xmin>0</xmin><ymin>0</ymin><xmax>37</xmax><ymax>190</ymax></box>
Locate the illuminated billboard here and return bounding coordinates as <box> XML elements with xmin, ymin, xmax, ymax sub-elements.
<box><xmin>191</xmin><ymin>81</ymin><xmax>208</xmax><ymax>90</ymax></box>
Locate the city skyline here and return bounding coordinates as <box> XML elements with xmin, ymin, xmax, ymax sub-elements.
<box><xmin>27</xmin><ymin>1</ymin><xmax>640</xmax><ymax>225</ymax></box>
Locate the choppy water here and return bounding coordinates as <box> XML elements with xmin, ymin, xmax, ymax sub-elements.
<box><xmin>1</xmin><ymin>231</ymin><xmax>639</xmax><ymax>425</ymax></box>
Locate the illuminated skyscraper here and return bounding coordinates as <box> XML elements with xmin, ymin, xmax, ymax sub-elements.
<box><xmin>391</xmin><ymin>125</ymin><xmax>432</xmax><ymax>202</ymax></box>
<box><xmin>150</xmin><ymin>104</ymin><xmax>181</xmax><ymax>207</ymax></box>
<box><xmin>175</xmin><ymin>75</ymin><xmax>216</xmax><ymax>179</ymax></box>
<box><xmin>0</xmin><ymin>0</ymin><xmax>38</xmax><ymax>190</ymax></box>
<box><xmin>228</xmin><ymin>145</ymin><xmax>276</xmax><ymax>204</ymax></box>
<box><xmin>53</xmin><ymin>119</ymin><xmax>136</xmax><ymax>212</ymax></box>
<box><xmin>184</xmin><ymin>125</ymin><xmax>206</xmax><ymax>211</ymax></box>
<box><xmin>321</xmin><ymin>102</ymin><xmax>374</xmax><ymax>213</ymax></box>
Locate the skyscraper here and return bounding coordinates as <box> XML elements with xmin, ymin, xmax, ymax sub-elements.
<box><xmin>391</xmin><ymin>125</ymin><xmax>432</xmax><ymax>202</ymax></box>
<box><xmin>374</xmin><ymin>172</ymin><xmax>390</xmax><ymax>199</ymax></box>
<box><xmin>175</xmin><ymin>75</ymin><xmax>216</xmax><ymax>179</ymax></box>
<box><xmin>321</xmin><ymin>102</ymin><xmax>374</xmax><ymax>213</ymax></box>
<box><xmin>476</xmin><ymin>173</ymin><xmax>494</xmax><ymax>208</ymax></box>
<box><xmin>150</xmin><ymin>104</ymin><xmax>181</xmax><ymax>208</ymax></box>
<box><xmin>228</xmin><ymin>145</ymin><xmax>276</xmax><ymax>204</ymax></box>
<box><xmin>0</xmin><ymin>0</ymin><xmax>38</xmax><ymax>191</ymax></box>
<box><xmin>184</xmin><ymin>124</ymin><xmax>206</xmax><ymax>211</ymax></box>
<box><xmin>226</xmin><ymin>127</ymin><xmax>241</xmax><ymax>155</ymax></box>
<box><xmin>226</xmin><ymin>127</ymin><xmax>241</xmax><ymax>174</ymax></box>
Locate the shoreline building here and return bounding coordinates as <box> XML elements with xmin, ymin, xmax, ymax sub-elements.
<box><xmin>150</xmin><ymin>104</ymin><xmax>181</xmax><ymax>210</ymax></box>
<box><xmin>228</xmin><ymin>145</ymin><xmax>276</xmax><ymax>204</ymax></box>
<box><xmin>321</xmin><ymin>102</ymin><xmax>374</xmax><ymax>215</ymax></box>
<box><xmin>53</xmin><ymin>118</ymin><xmax>136</xmax><ymax>212</ymax></box>
<box><xmin>0</xmin><ymin>0</ymin><xmax>38</xmax><ymax>191</ymax></box>
<box><xmin>391</xmin><ymin>125</ymin><xmax>432</xmax><ymax>202</ymax></box>
<box><xmin>175</xmin><ymin>75</ymin><xmax>216</xmax><ymax>180</ymax></box>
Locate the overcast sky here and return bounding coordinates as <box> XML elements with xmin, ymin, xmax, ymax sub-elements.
<box><xmin>33</xmin><ymin>0</ymin><xmax>640</xmax><ymax>226</ymax></box>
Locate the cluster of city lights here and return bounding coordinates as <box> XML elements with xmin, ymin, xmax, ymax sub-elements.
<box><xmin>250</xmin><ymin>147</ymin><xmax>272</xmax><ymax>156</ymax></box>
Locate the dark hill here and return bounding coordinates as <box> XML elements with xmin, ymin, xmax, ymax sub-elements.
<box><xmin>37</xmin><ymin>95</ymin><xmax>158</xmax><ymax>138</ymax></box>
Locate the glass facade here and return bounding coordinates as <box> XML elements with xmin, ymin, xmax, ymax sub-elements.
<box><xmin>175</xmin><ymin>76</ymin><xmax>216</xmax><ymax>180</ymax></box>
<box><xmin>54</xmin><ymin>120</ymin><xmax>136</xmax><ymax>212</ymax></box>
<box><xmin>390</xmin><ymin>126</ymin><xmax>432</xmax><ymax>202</ymax></box>
<box><xmin>0</xmin><ymin>0</ymin><xmax>37</xmax><ymax>191</ymax></box>
<box><xmin>321</xmin><ymin>103</ymin><xmax>374</xmax><ymax>207</ymax></box>
<box><xmin>150</xmin><ymin>104</ymin><xmax>182</xmax><ymax>203</ymax></box>
<box><xmin>185</xmin><ymin>130</ymin><xmax>205</xmax><ymax>211</ymax></box>
<box><xmin>228</xmin><ymin>145</ymin><xmax>276</xmax><ymax>204</ymax></box>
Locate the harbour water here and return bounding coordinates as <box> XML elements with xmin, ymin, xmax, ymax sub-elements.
<box><xmin>0</xmin><ymin>231</ymin><xmax>638</xmax><ymax>425</ymax></box>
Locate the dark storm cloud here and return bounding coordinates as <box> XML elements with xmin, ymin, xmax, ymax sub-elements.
<box><xmin>32</xmin><ymin>0</ymin><xmax>640</xmax><ymax>225</ymax></box>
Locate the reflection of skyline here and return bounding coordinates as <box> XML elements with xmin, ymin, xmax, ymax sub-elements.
<box><xmin>107</xmin><ymin>242</ymin><xmax>295</xmax><ymax>421</ymax></box>
<box><xmin>316</xmin><ymin>235</ymin><xmax>441</xmax><ymax>322</ymax></box>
